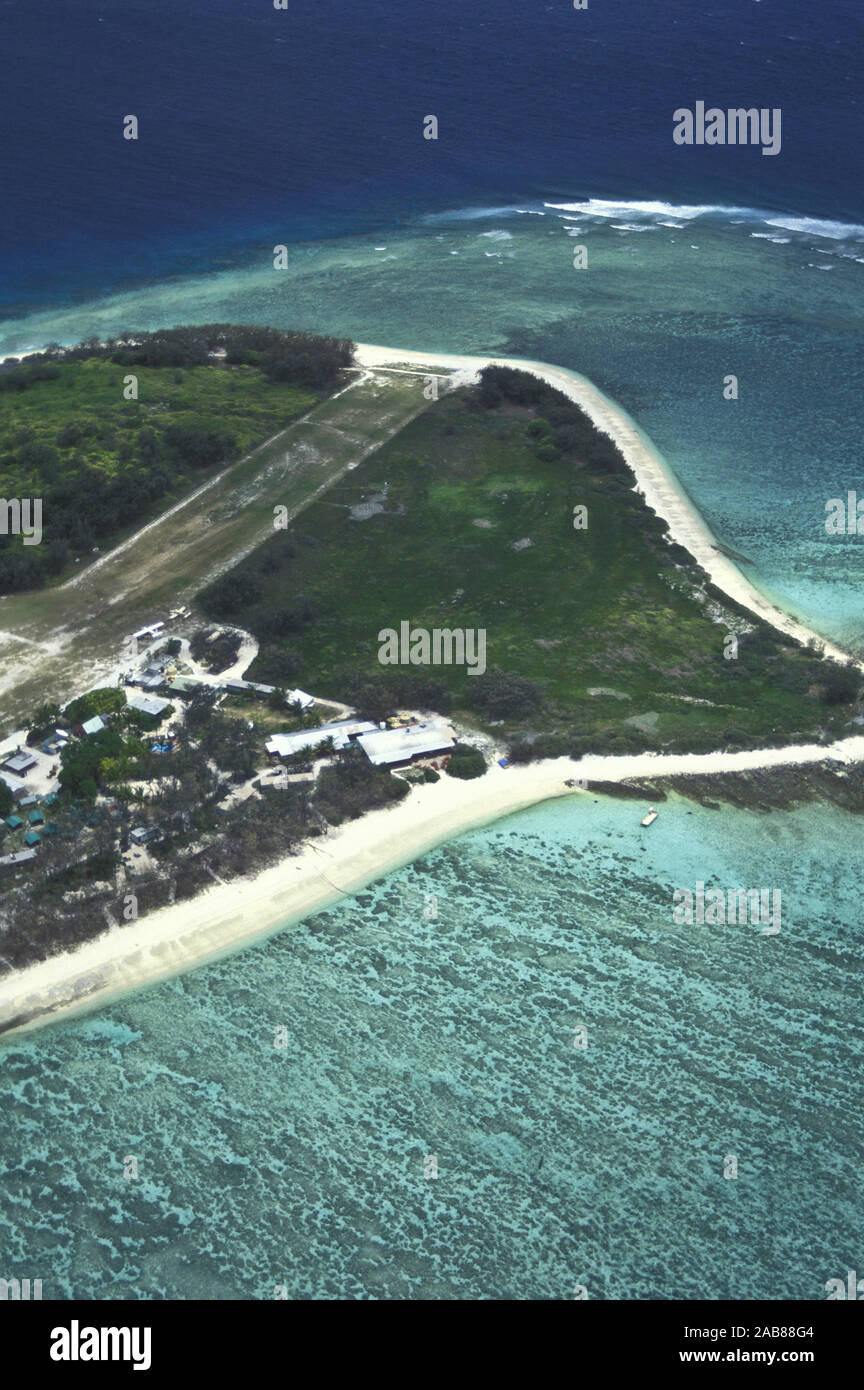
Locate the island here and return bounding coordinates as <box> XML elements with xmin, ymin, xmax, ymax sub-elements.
<box><xmin>0</xmin><ymin>332</ymin><xmax>861</xmax><ymax>1038</ymax></box>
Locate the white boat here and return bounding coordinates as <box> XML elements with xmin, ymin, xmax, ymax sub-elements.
<box><xmin>641</xmin><ymin>808</ymin><xmax>658</xmax><ymax>827</ymax></box>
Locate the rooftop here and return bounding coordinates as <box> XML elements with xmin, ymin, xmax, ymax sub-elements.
<box><xmin>0</xmin><ymin>849</ymin><xmax>37</xmax><ymax>867</ymax></box>
<box><xmin>3</xmin><ymin>750</ymin><xmax>37</xmax><ymax>774</ymax></box>
<box><xmin>357</xmin><ymin>722</ymin><xmax>455</xmax><ymax>766</ymax></box>
<box><xmin>266</xmin><ymin>720</ymin><xmax>377</xmax><ymax>760</ymax></box>
<box><xmin>127</xmin><ymin>692</ymin><xmax>170</xmax><ymax>718</ymax></box>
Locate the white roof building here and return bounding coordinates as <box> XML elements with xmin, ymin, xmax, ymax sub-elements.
<box><xmin>80</xmin><ymin>716</ymin><xmax>106</xmax><ymax>736</ymax></box>
<box><xmin>266</xmin><ymin>720</ymin><xmax>377</xmax><ymax>760</ymax></box>
<box><xmin>0</xmin><ymin>849</ymin><xmax>38</xmax><ymax>867</ymax></box>
<box><xmin>286</xmin><ymin>688</ymin><xmax>315</xmax><ymax>711</ymax></box>
<box><xmin>357</xmin><ymin>722</ymin><xmax>455</xmax><ymax>767</ymax></box>
<box><xmin>127</xmin><ymin>692</ymin><xmax>171</xmax><ymax>718</ymax></box>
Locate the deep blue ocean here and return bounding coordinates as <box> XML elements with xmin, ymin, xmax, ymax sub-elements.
<box><xmin>2</xmin><ymin>0</ymin><xmax>863</xmax><ymax>313</ymax></box>
<box><xmin>1</xmin><ymin>0</ymin><xmax>863</xmax><ymax>1301</ymax></box>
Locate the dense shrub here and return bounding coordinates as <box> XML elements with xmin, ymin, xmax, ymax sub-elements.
<box><xmin>444</xmin><ymin>745</ymin><xmax>486</xmax><ymax>779</ymax></box>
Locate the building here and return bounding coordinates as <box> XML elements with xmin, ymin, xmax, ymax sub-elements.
<box><xmin>5</xmin><ymin>815</ymin><xmax>24</xmax><ymax>830</ymax></box>
<box><xmin>28</xmin><ymin>809</ymin><xmax>44</xmax><ymax>826</ymax></box>
<box><xmin>225</xmin><ymin>679</ymin><xmax>314</xmax><ymax>708</ymax></box>
<box><xmin>126</xmin><ymin>692</ymin><xmax>171</xmax><ymax>718</ymax></box>
<box><xmin>2</xmin><ymin>749</ymin><xmax>37</xmax><ymax>777</ymax></box>
<box><xmin>0</xmin><ymin>849</ymin><xmax>37</xmax><ymax>869</ymax></box>
<box><xmin>18</xmin><ymin>794</ymin><xmax>39</xmax><ymax>810</ymax></box>
<box><xmin>357</xmin><ymin>721</ymin><xmax>455</xmax><ymax>769</ymax></box>
<box><xmin>286</xmin><ymin>688</ymin><xmax>315</xmax><ymax>711</ymax></box>
<box><xmin>130</xmin><ymin>825</ymin><xmax>160</xmax><ymax>845</ymax></box>
<box><xmin>24</xmin><ymin>831</ymin><xmax>41</xmax><ymax>847</ymax></box>
<box><xmin>224</xmin><ymin>678</ymin><xmax>276</xmax><ymax>698</ymax></box>
<box><xmin>168</xmin><ymin>676</ymin><xmax>207</xmax><ymax>696</ymax></box>
<box><xmin>80</xmin><ymin>716</ymin><xmax>106</xmax><ymax>736</ymax></box>
<box><xmin>265</xmin><ymin>720</ymin><xmax>378</xmax><ymax>760</ymax></box>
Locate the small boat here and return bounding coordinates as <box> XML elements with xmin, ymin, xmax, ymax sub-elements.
<box><xmin>641</xmin><ymin>808</ymin><xmax>658</xmax><ymax>827</ymax></box>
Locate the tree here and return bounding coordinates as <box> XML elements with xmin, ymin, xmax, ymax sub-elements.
<box><xmin>444</xmin><ymin>745</ymin><xmax>486</xmax><ymax>780</ymax></box>
<box><xmin>26</xmin><ymin>701</ymin><xmax>62</xmax><ymax>746</ymax></box>
<box><xmin>819</xmin><ymin>663</ymin><xmax>861</xmax><ymax>706</ymax></box>
<box><xmin>470</xmin><ymin>669</ymin><xmax>544</xmax><ymax>721</ymax></box>
<box><xmin>64</xmin><ymin>687</ymin><xmax>125</xmax><ymax>723</ymax></box>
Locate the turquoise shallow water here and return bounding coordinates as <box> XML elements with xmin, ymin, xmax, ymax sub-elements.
<box><xmin>2</xmin><ymin>196</ymin><xmax>863</xmax><ymax>1300</ymax></box>
<box><xmin>2</xmin><ymin>791</ymin><xmax>862</xmax><ymax>1300</ymax></box>
<box><xmin>2</xmin><ymin>200</ymin><xmax>863</xmax><ymax>651</ymax></box>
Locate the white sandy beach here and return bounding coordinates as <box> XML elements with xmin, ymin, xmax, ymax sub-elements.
<box><xmin>1</xmin><ymin>343</ymin><xmax>862</xmax><ymax>1041</ymax></box>
<box><xmin>2</xmin><ymin>734</ymin><xmax>863</xmax><ymax>1040</ymax></box>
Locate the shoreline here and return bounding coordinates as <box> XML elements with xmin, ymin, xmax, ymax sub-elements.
<box><xmin>1</xmin><ymin>343</ymin><xmax>862</xmax><ymax>1041</ymax></box>
<box><xmin>2</xmin><ymin>735</ymin><xmax>863</xmax><ymax>1042</ymax></box>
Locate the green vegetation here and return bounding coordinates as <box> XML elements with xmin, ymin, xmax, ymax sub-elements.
<box><xmin>315</xmin><ymin>748</ymin><xmax>410</xmax><ymax>825</ymax></box>
<box><xmin>25</xmin><ymin>701</ymin><xmax>62</xmax><ymax>746</ymax></box>
<box><xmin>199</xmin><ymin>367</ymin><xmax>861</xmax><ymax>756</ymax></box>
<box><xmin>189</xmin><ymin>627</ymin><xmax>243</xmax><ymax>674</ymax></box>
<box><xmin>64</xmin><ymin>687</ymin><xmax>125</xmax><ymax>724</ymax></box>
<box><xmin>58</xmin><ymin>725</ymin><xmax>152</xmax><ymax>799</ymax></box>
<box><xmin>0</xmin><ymin>324</ymin><xmax>353</xmax><ymax>594</ymax></box>
<box><xmin>445</xmin><ymin>745</ymin><xmax>487</xmax><ymax>779</ymax></box>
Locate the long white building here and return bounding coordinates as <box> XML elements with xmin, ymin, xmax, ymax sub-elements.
<box><xmin>356</xmin><ymin>722</ymin><xmax>455</xmax><ymax>768</ymax></box>
<box><xmin>266</xmin><ymin>720</ymin><xmax>377</xmax><ymax>760</ymax></box>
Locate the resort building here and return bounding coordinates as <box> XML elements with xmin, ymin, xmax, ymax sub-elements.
<box><xmin>127</xmin><ymin>692</ymin><xmax>171</xmax><ymax>718</ymax></box>
<box><xmin>139</xmin><ymin>666</ymin><xmax>166</xmax><ymax>691</ymax></box>
<box><xmin>0</xmin><ymin>849</ymin><xmax>37</xmax><ymax>869</ymax></box>
<box><xmin>130</xmin><ymin>825</ymin><xmax>160</xmax><ymax>845</ymax></box>
<box><xmin>356</xmin><ymin>721</ymin><xmax>455</xmax><ymax>769</ymax></box>
<box><xmin>223</xmin><ymin>679</ymin><xmax>314</xmax><ymax>709</ymax></box>
<box><xmin>2</xmin><ymin>749</ymin><xmax>37</xmax><ymax>777</ymax></box>
<box><xmin>80</xmin><ymin>716</ymin><xmax>106</xmax><ymax>736</ymax></box>
<box><xmin>168</xmin><ymin>676</ymin><xmax>207</xmax><ymax>697</ymax></box>
<box><xmin>224</xmin><ymin>678</ymin><xmax>276</xmax><ymax>698</ymax></box>
<box><xmin>265</xmin><ymin>720</ymin><xmax>377</xmax><ymax>760</ymax></box>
